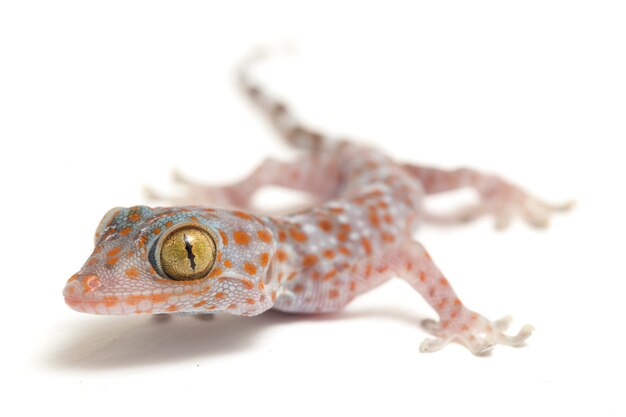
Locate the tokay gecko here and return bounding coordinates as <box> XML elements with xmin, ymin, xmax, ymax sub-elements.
<box><xmin>63</xmin><ymin>49</ymin><xmax>571</xmax><ymax>355</ymax></box>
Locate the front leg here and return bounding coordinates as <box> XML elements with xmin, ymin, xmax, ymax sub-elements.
<box><xmin>402</xmin><ymin>164</ymin><xmax>573</xmax><ymax>229</ymax></box>
<box><xmin>396</xmin><ymin>241</ymin><xmax>533</xmax><ymax>355</ymax></box>
<box><xmin>146</xmin><ymin>155</ymin><xmax>340</xmax><ymax>209</ymax></box>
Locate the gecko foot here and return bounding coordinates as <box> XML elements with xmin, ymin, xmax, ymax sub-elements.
<box><xmin>478</xmin><ymin>177</ymin><xmax>574</xmax><ymax>230</ymax></box>
<box><xmin>419</xmin><ymin>310</ymin><xmax>534</xmax><ymax>355</ymax></box>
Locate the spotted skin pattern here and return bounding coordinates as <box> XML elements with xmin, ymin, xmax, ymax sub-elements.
<box><xmin>64</xmin><ymin>49</ymin><xmax>571</xmax><ymax>354</ymax></box>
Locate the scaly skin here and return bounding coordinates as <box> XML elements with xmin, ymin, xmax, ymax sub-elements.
<box><xmin>64</xmin><ymin>49</ymin><xmax>571</xmax><ymax>354</ymax></box>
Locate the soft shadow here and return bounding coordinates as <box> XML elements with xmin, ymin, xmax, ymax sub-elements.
<box><xmin>45</xmin><ymin>307</ymin><xmax>424</xmax><ymax>371</ymax></box>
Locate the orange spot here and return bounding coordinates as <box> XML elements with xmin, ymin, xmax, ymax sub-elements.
<box><xmin>276</xmin><ymin>249</ymin><xmax>288</xmax><ymax>262</ymax></box>
<box><xmin>207</xmin><ymin>305</ymin><xmax>217</xmax><ymax>310</ymax></box>
<box><xmin>153</xmin><ymin>228</ymin><xmax>161</xmax><ymax>235</ymax></box>
<box><xmin>67</xmin><ymin>273</ymin><xmax>79</xmax><ymax>283</ymax></box>
<box><xmin>339</xmin><ymin>224</ymin><xmax>351</xmax><ymax>233</ymax></box>
<box><xmin>192</xmin><ymin>286</ymin><xmax>211</xmax><ymax>297</ymax></box>
<box><xmin>302</xmin><ymin>254</ymin><xmax>318</xmax><ymax>268</ymax></box>
<box><xmin>362</xmin><ymin>238</ymin><xmax>372</xmax><ymax>255</ymax></box>
<box><xmin>228</xmin><ymin>303</ymin><xmax>238</xmax><ymax>309</ymax></box>
<box><xmin>106</xmin><ymin>257</ymin><xmax>118</xmax><ymax>266</ymax></box>
<box><xmin>259</xmin><ymin>252</ymin><xmax>269</xmax><ymax>267</ymax></box>
<box><xmin>369</xmin><ymin>210</ymin><xmax>380</xmax><ymax>228</ymax></box>
<box><xmin>258</xmin><ymin>280</ymin><xmax>265</xmax><ymax>290</ymax></box>
<box><xmin>124</xmin><ymin>292</ymin><xmax>167</xmax><ymax>306</ymax></box>
<box><xmin>214</xmin><ymin>292</ymin><xmax>225</xmax><ymax>299</ymax></box>
<box><xmin>329</xmin><ymin>207</ymin><xmax>344</xmax><ymax>214</ymax></box>
<box><xmin>323</xmin><ymin>249</ymin><xmax>335</xmax><ymax>259</ymax></box>
<box><xmin>246</xmin><ymin>298</ymin><xmax>255</xmax><ymax>305</ymax></box>
<box><xmin>129</xmin><ymin>213</ymin><xmax>141</xmax><ymax>222</ymax></box>
<box><xmin>166</xmin><ymin>305</ymin><xmax>178</xmax><ymax>312</ymax></box>
<box><xmin>103</xmin><ymin>296</ymin><xmax>119</xmax><ymax>307</ymax></box>
<box><xmin>138</xmin><ymin>236</ymin><xmax>148</xmax><ymax>249</ymax></box>
<box><xmin>243</xmin><ymin>263</ymin><xmax>257</xmax><ymax>275</ymax></box>
<box><xmin>454</xmin><ymin>298</ymin><xmax>462</xmax><ymax>306</ymax></box>
<box><xmin>219</xmin><ymin>230</ymin><xmax>229</xmax><ymax>246</ymax></box>
<box><xmin>87</xmin><ymin>258</ymin><xmax>98</xmax><ymax>266</ymax></box>
<box><xmin>349</xmin><ymin>281</ymin><xmax>357</xmax><ymax>291</ymax></box>
<box><xmin>234</xmin><ymin>210</ymin><xmax>254</xmax><ymax>220</ymax></box>
<box><xmin>287</xmin><ymin>272</ymin><xmax>297</xmax><ymax>281</ymax></box>
<box><xmin>461</xmin><ymin>324</ymin><xmax>469</xmax><ymax>331</ymax></box>
<box><xmin>233</xmin><ymin>231</ymin><xmax>250</xmax><ymax>245</ymax></box>
<box><xmin>290</xmin><ymin>228</ymin><xmax>308</xmax><ymax>242</ymax></box>
<box><xmin>439</xmin><ymin>278</ymin><xmax>449</xmax><ymax>287</ymax></box>
<box><xmin>278</xmin><ymin>230</ymin><xmax>287</xmax><ymax>242</ymax></box>
<box><xmin>125</xmin><ymin>267</ymin><xmax>139</xmax><ymax>278</ymax></box>
<box><xmin>271</xmin><ymin>291</ymin><xmax>277</xmax><ymax>302</ymax></box>
<box><xmin>382</xmin><ymin>233</ymin><xmax>395</xmax><ymax>243</ymax></box>
<box><xmin>437</xmin><ymin>299</ymin><xmax>448</xmax><ymax>309</ymax></box>
<box><xmin>339</xmin><ymin>246</ymin><xmax>351</xmax><ymax>256</ymax></box>
<box><xmin>257</xmin><ymin>230</ymin><xmax>272</xmax><ymax>242</ymax></box>
<box><xmin>106</xmin><ymin>247</ymin><xmax>121</xmax><ymax>257</ymax></box>
<box><xmin>224</xmin><ymin>260</ymin><xmax>232</xmax><ymax>268</ymax></box>
<box><xmin>405</xmin><ymin>261</ymin><xmax>413</xmax><ymax>271</ymax></box>
<box><xmin>383</xmin><ymin>213</ymin><xmax>393</xmax><ymax>223</ymax></box>
<box><xmin>323</xmin><ymin>269</ymin><xmax>337</xmax><ymax>281</ymax></box>
<box><xmin>165</xmin><ymin>221</ymin><xmax>173</xmax><ymax>227</ymax></box>
<box><xmin>328</xmin><ymin>289</ymin><xmax>339</xmax><ymax>299</ymax></box>
<box><xmin>193</xmin><ymin>300</ymin><xmax>207</xmax><ymax>308</ymax></box>
<box><xmin>190</xmin><ymin>216</ymin><xmax>198</xmax><ymax>222</ymax></box>
<box><xmin>318</xmin><ymin>219</ymin><xmax>333</xmax><ymax>232</ymax></box>
<box><xmin>208</xmin><ymin>267</ymin><xmax>223</xmax><ymax>278</ymax></box>
<box><xmin>119</xmin><ymin>227</ymin><xmax>132</xmax><ymax>236</ymax></box>
<box><xmin>337</xmin><ymin>232</ymin><xmax>348</xmax><ymax>242</ymax></box>
<box><xmin>419</xmin><ymin>271</ymin><xmax>427</xmax><ymax>282</ymax></box>
<box><xmin>293</xmin><ymin>284</ymin><xmax>304</xmax><ymax>294</ymax></box>
<box><xmin>241</xmin><ymin>279</ymin><xmax>254</xmax><ymax>289</ymax></box>
<box><xmin>364</xmin><ymin>264</ymin><xmax>372</xmax><ymax>278</ymax></box>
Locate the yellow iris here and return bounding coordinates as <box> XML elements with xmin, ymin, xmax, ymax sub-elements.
<box><xmin>159</xmin><ymin>226</ymin><xmax>216</xmax><ymax>280</ymax></box>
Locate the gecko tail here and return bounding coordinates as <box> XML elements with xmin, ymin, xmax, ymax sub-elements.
<box><xmin>237</xmin><ymin>44</ymin><xmax>332</xmax><ymax>152</ymax></box>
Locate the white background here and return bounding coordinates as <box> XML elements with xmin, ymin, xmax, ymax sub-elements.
<box><xmin>1</xmin><ymin>1</ymin><xmax>625</xmax><ymax>416</ymax></box>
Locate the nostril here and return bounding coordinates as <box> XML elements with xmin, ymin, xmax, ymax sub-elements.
<box><xmin>83</xmin><ymin>274</ymin><xmax>102</xmax><ymax>292</ymax></box>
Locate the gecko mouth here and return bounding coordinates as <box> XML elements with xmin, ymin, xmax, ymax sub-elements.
<box><xmin>63</xmin><ymin>288</ymin><xmax>178</xmax><ymax>315</ymax></box>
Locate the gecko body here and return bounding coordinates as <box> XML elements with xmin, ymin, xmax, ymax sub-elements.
<box><xmin>64</xmin><ymin>50</ymin><xmax>570</xmax><ymax>354</ymax></box>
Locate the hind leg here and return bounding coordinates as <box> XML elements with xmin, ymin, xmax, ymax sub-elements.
<box><xmin>402</xmin><ymin>164</ymin><xmax>573</xmax><ymax>229</ymax></box>
<box><xmin>396</xmin><ymin>241</ymin><xmax>533</xmax><ymax>355</ymax></box>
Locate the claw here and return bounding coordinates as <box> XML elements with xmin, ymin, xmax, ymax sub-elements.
<box><xmin>172</xmin><ymin>168</ymin><xmax>194</xmax><ymax>185</ymax></box>
<box><xmin>143</xmin><ymin>186</ymin><xmax>163</xmax><ymax>201</ymax></box>
<box><xmin>421</xmin><ymin>318</ymin><xmax>440</xmax><ymax>334</ymax></box>
<box><xmin>493</xmin><ymin>315</ymin><xmax>513</xmax><ymax>331</ymax></box>
<box><xmin>494</xmin><ymin>323</ymin><xmax>534</xmax><ymax>347</ymax></box>
<box><xmin>420</xmin><ymin>336</ymin><xmax>451</xmax><ymax>353</ymax></box>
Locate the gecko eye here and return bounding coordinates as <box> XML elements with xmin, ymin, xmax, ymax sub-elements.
<box><xmin>156</xmin><ymin>225</ymin><xmax>217</xmax><ymax>281</ymax></box>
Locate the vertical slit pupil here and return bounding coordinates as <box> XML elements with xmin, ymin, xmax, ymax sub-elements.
<box><xmin>183</xmin><ymin>234</ymin><xmax>196</xmax><ymax>270</ymax></box>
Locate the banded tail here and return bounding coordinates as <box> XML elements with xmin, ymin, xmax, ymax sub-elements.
<box><xmin>237</xmin><ymin>46</ymin><xmax>332</xmax><ymax>152</ymax></box>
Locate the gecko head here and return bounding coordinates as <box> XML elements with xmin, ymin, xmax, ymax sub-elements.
<box><xmin>63</xmin><ymin>206</ymin><xmax>278</xmax><ymax>316</ymax></box>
